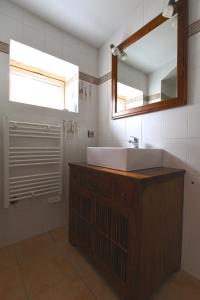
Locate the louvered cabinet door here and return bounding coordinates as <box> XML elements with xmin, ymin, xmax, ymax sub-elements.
<box><xmin>69</xmin><ymin>190</ymin><xmax>93</xmax><ymax>253</ymax></box>
<box><xmin>93</xmin><ymin>197</ymin><xmax>129</xmax><ymax>285</ymax></box>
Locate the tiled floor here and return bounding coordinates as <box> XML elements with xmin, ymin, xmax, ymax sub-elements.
<box><xmin>0</xmin><ymin>227</ymin><xmax>200</xmax><ymax>300</ymax></box>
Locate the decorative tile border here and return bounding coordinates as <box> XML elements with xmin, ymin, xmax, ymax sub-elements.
<box><xmin>99</xmin><ymin>72</ymin><xmax>112</xmax><ymax>84</ymax></box>
<box><xmin>189</xmin><ymin>20</ymin><xmax>200</xmax><ymax>37</ymax></box>
<box><xmin>0</xmin><ymin>18</ymin><xmax>200</xmax><ymax>85</ymax></box>
<box><xmin>0</xmin><ymin>41</ymin><xmax>9</xmax><ymax>54</ymax></box>
<box><xmin>79</xmin><ymin>72</ymin><xmax>99</xmax><ymax>85</ymax></box>
<box><xmin>79</xmin><ymin>71</ymin><xmax>111</xmax><ymax>85</ymax></box>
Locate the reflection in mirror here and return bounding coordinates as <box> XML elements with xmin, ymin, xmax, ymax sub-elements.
<box><xmin>117</xmin><ymin>15</ymin><xmax>177</xmax><ymax>112</ymax></box>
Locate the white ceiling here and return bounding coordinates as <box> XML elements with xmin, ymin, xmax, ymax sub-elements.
<box><xmin>9</xmin><ymin>0</ymin><xmax>141</xmax><ymax>48</ymax></box>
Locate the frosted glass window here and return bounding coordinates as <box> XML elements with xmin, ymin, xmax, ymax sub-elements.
<box><xmin>9</xmin><ymin>40</ymin><xmax>79</xmax><ymax>112</ymax></box>
<box><xmin>10</xmin><ymin>67</ymin><xmax>65</xmax><ymax>110</ymax></box>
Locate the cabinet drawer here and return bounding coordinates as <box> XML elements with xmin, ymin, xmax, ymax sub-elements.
<box><xmin>70</xmin><ymin>168</ymin><xmax>80</xmax><ymax>186</ymax></box>
<box><xmin>113</xmin><ymin>179</ymin><xmax>134</xmax><ymax>208</ymax></box>
<box><xmin>80</xmin><ymin>171</ymin><xmax>112</xmax><ymax>198</ymax></box>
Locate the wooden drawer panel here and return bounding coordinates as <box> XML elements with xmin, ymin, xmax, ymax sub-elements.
<box><xmin>80</xmin><ymin>171</ymin><xmax>113</xmax><ymax>198</ymax></box>
<box><xmin>113</xmin><ymin>179</ymin><xmax>134</xmax><ymax>208</ymax></box>
<box><xmin>70</xmin><ymin>168</ymin><xmax>80</xmax><ymax>187</ymax></box>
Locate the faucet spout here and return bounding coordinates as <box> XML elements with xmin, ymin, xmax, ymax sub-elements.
<box><xmin>128</xmin><ymin>136</ymin><xmax>139</xmax><ymax>148</ymax></box>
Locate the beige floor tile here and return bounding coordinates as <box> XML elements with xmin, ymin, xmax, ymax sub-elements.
<box><xmin>79</xmin><ymin>265</ymin><xmax>120</xmax><ymax>300</ymax></box>
<box><xmin>49</xmin><ymin>227</ymin><xmax>68</xmax><ymax>243</ymax></box>
<box><xmin>0</xmin><ymin>266</ymin><xmax>27</xmax><ymax>300</ymax></box>
<box><xmin>20</xmin><ymin>245</ymin><xmax>79</xmax><ymax>298</ymax></box>
<box><xmin>14</xmin><ymin>233</ymin><xmax>54</xmax><ymax>264</ymax></box>
<box><xmin>0</xmin><ymin>245</ymin><xmax>18</xmax><ymax>270</ymax></box>
<box><xmin>152</xmin><ymin>271</ymin><xmax>200</xmax><ymax>300</ymax></box>
<box><xmin>55</xmin><ymin>241</ymin><xmax>91</xmax><ymax>271</ymax></box>
<box><xmin>1</xmin><ymin>230</ymin><xmax>200</xmax><ymax>300</ymax></box>
<box><xmin>34</xmin><ymin>276</ymin><xmax>97</xmax><ymax>300</ymax></box>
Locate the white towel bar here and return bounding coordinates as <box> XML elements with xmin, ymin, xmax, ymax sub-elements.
<box><xmin>10</xmin><ymin>134</ymin><xmax>60</xmax><ymax>139</ymax></box>
<box><xmin>10</xmin><ymin>155</ymin><xmax>60</xmax><ymax>159</ymax></box>
<box><xmin>9</xmin><ymin>172</ymin><xmax>59</xmax><ymax>180</ymax></box>
<box><xmin>10</xmin><ymin>190</ymin><xmax>60</xmax><ymax>202</ymax></box>
<box><xmin>10</xmin><ymin>185</ymin><xmax>59</xmax><ymax>197</ymax></box>
<box><xmin>10</xmin><ymin>147</ymin><xmax>60</xmax><ymax>150</ymax></box>
<box><xmin>9</xmin><ymin>130</ymin><xmax>60</xmax><ymax>135</ymax></box>
<box><xmin>9</xmin><ymin>120</ymin><xmax>60</xmax><ymax>128</ymax></box>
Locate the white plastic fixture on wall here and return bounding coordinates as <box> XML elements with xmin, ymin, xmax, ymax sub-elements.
<box><xmin>3</xmin><ymin>117</ymin><xmax>63</xmax><ymax>208</ymax></box>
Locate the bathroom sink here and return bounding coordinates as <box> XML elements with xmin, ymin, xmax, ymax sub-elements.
<box><xmin>87</xmin><ymin>147</ymin><xmax>163</xmax><ymax>171</ymax></box>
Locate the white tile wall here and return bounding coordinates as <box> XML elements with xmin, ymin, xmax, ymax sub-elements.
<box><xmin>23</xmin><ymin>24</ymin><xmax>46</xmax><ymax>50</ymax></box>
<box><xmin>98</xmin><ymin>0</ymin><xmax>200</xmax><ymax>281</ymax></box>
<box><xmin>161</xmin><ymin>139</ymin><xmax>187</xmax><ymax>169</ymax></box>
<box><xmin>188</xmin><ymin>65</ymin><xmax>200</xmax><ymax>104</ymax></box>
<box><xmin>188</xmin><ymin>34</ymin><xmax>200</xmax><ymax>70</ymax></box>
<box><xmin>125</xmin><ymin>115</ymin><xmax>142</xmax><ymax>144</ymax></box>
<box><xmin>0</xmin><ymin>0</ymin><xmax>98</xmax><ymax>247</ymax></box>
<box><xmin>0</xmin><ymin>13</ymin><xmax>23</xmax><ymax>43</ymax></box>
<box><xmin>189</xmin><ymin>0</ymin><xmax>200</xmax><ymax>24</ymax></box>
<box><xmin>188</xmin><ymin>104</ymin><xmax>200</xmax><ymax>137</ymax></box>
<box><xmin>162</xmin><ymin>108</ymin><xmax>188</xmax><ymax>139</ymax></box>
<box><xmin>142</xmin><ymin>112</ymin><xmax>162</xmax><ymax>140</ymax></box>
<box><xmin>186</xmin><ymin>139</ymin><xmax>200</xmax><ymax>175</ymax></box>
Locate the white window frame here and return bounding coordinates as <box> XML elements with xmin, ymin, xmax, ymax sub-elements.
<box><xmin>10</xmin><ymin>60</ymin><xmax>66</xmax><ymax>110</ymax></box>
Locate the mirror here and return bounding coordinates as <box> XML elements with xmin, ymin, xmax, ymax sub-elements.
<box><xmin>112</xmin><ymin>0</ymin><xmax>188</xmax><ymax>119</ymax></box>
<box><xmin>117</xmin><ymin>17</ymin><xmax>177</xmax><ymax>112</ymax></box>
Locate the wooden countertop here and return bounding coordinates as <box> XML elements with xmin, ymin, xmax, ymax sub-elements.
<box><xmin>69</xmin><ymin>162</ymin><xmax>185</xmax><ymax>182</ymax></box>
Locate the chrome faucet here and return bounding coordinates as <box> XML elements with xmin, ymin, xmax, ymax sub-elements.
<box><xmin>128</xmin><ymin>136</ymin><xmax>139</xmax><ymax>149</ymax></box>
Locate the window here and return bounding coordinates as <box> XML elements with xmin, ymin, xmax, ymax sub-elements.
<box><xmin>117</xmin><ymin>82</ymin><xmax>144</xmax><ymax>112</ymax></box>
<box><xmin>9</xmin><ymin>40</ymin><xmax>79</xmax><ymax>112</ymax></box>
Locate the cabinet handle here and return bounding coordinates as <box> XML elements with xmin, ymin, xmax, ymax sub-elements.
<box><xmin>91</xmin><ymin>182</ymin><xmax>97</xmax><ymax>189</ymax></box>
<box><xmin>120</xmin><ymin>192</ymin><xmax>127</xmax><ymax>201</ymax></box>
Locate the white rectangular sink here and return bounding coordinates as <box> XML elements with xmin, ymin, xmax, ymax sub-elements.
<box><xmin>87</xmin><ymin>147</ymin><xmax>163</xmax><ymax>171</ymax></box>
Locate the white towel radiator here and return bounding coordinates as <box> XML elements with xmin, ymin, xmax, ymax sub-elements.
<box><xmin>3</xmin><ymin>118</ymin><xmax>63</xmax><ymax>208</ymax></box>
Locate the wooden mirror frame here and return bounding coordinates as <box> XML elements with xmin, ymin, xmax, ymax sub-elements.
<box><xmin>112</xmin><ymin>0</ymin><xmax>188</xmax><ymax>119</ymax></box>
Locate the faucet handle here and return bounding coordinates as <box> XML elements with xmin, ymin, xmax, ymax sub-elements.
<box><xmin>128</xmin><ymin>136</ymin><xmax>139</xmax><ymax>148</ymax></box>
<box><xmin>129</xmin><ymin>136</ymin><xmax>139</xmax><ymax>142</ymax></box>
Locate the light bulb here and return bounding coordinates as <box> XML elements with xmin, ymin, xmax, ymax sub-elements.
<box><xmin>120</xmin><ymin>51</ymin><xmax>128</xmax><ymax>61</ymax></box>
<box><xmin>110</xmin><ymin>44</ymin><xmax>120</xmax><ymax>56</ymax></box>
<box><xmin>162</xmin><ymin>4</ymin><xmax>174</xmax><ymax>18</ymax></box>
<box><xmin>171</xmin><ymin>14</ymin><xmax>178</xmax><ymax>28</ymax></box>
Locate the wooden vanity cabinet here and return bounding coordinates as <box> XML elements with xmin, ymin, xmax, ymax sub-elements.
<box><xmin>69</xmin><ymin>163</ymin><xmax>185</xmax><ymax>300</ymax></box>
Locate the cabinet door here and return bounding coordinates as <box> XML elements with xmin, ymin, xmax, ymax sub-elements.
<box><xmin>69</xmin><ymin>190</ymin><xmax>93</xmax><ymax>252</ymax></box>
<box><xmin>93</xmin><ymin>197</ymin><xmax>129</xmax><ymax>283</ymax></box>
